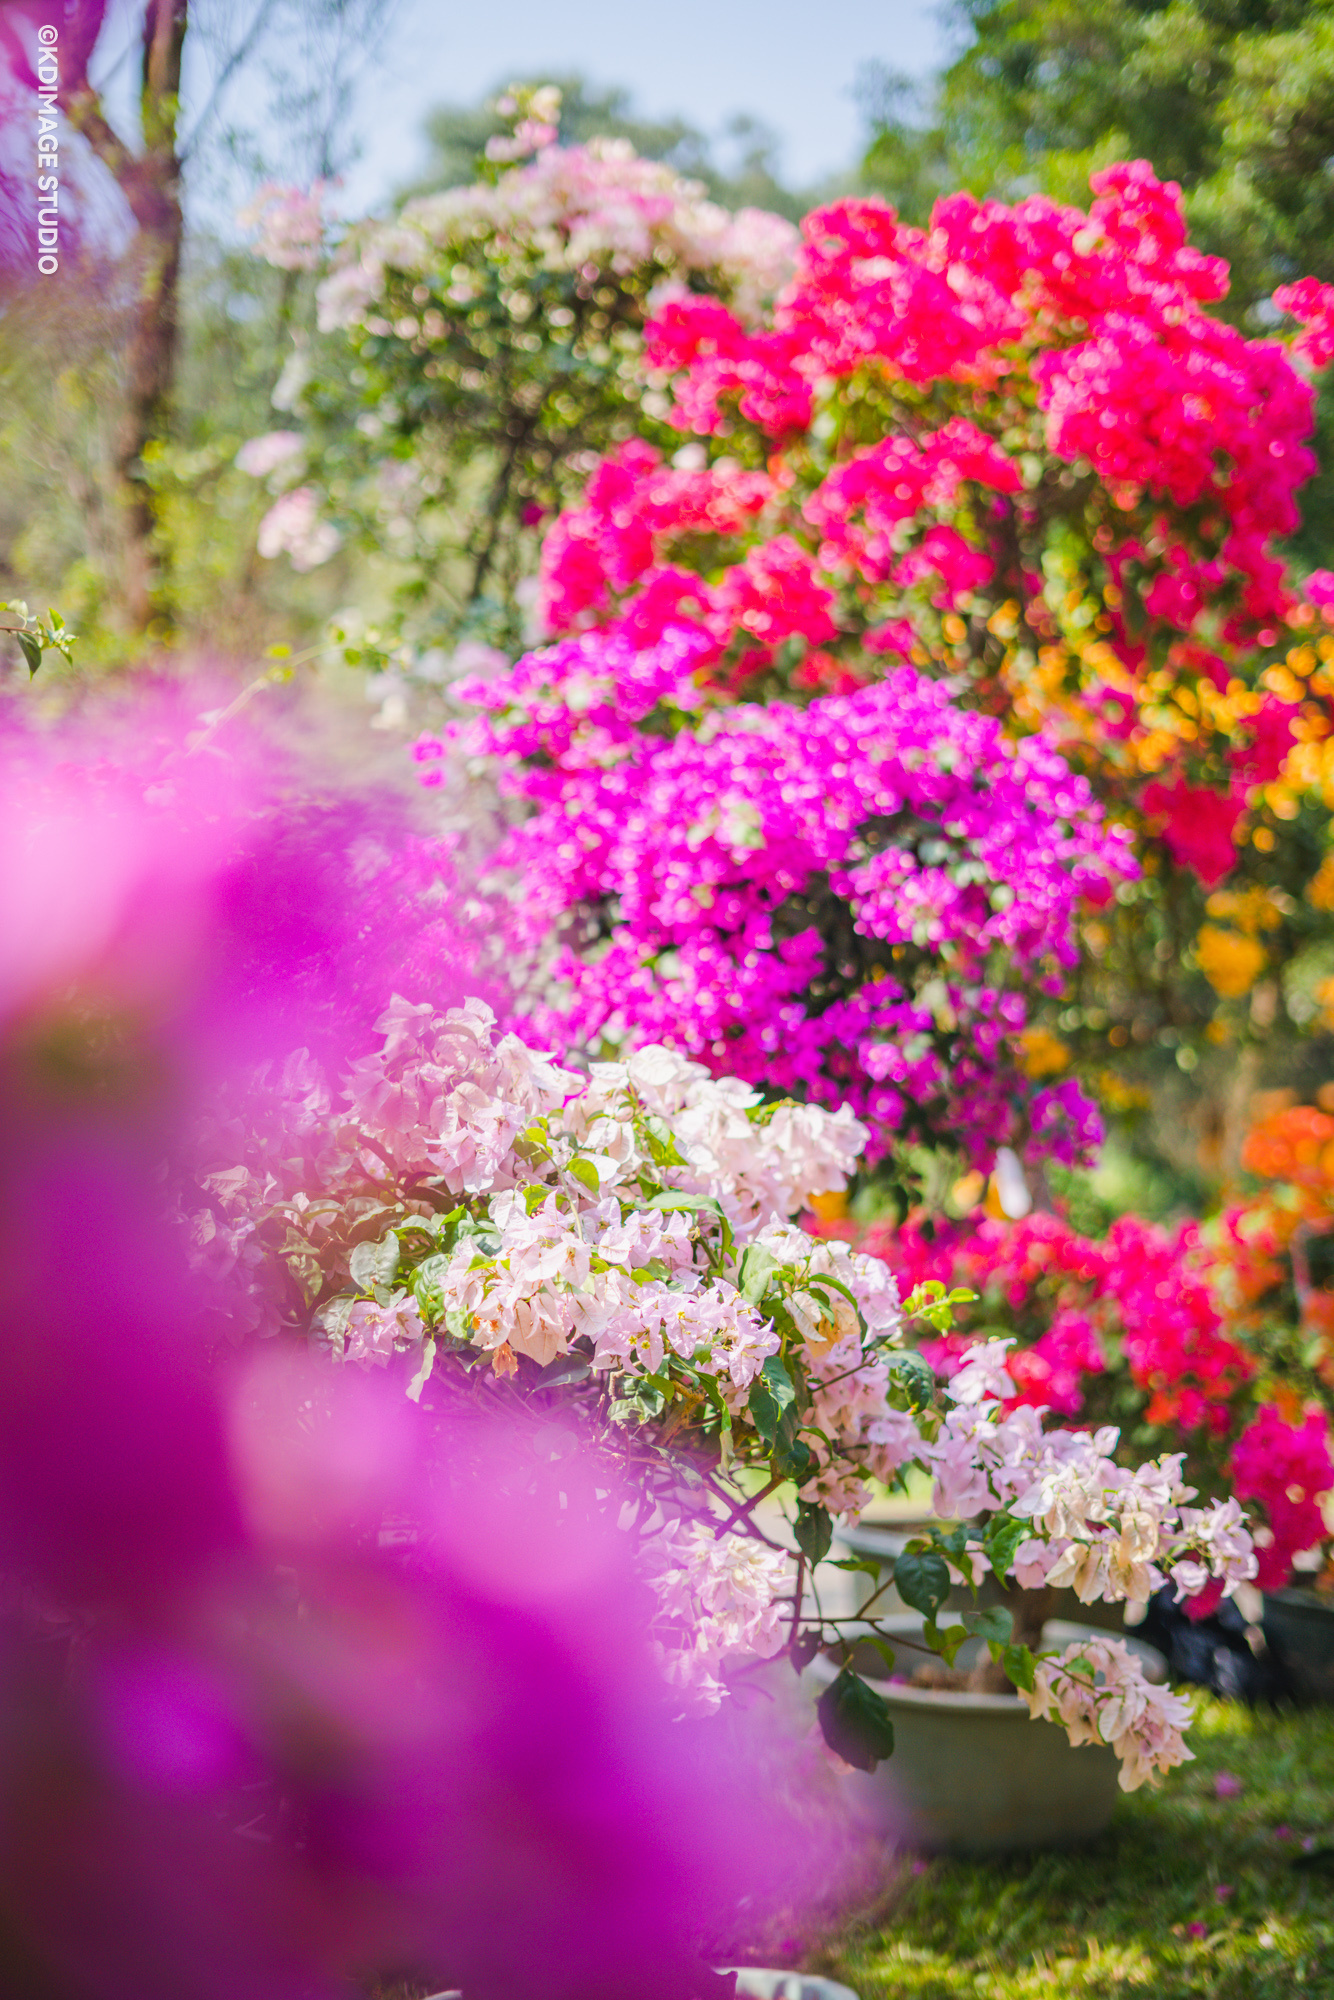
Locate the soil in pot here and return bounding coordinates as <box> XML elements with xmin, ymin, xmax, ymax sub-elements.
<box><xmin>806</xmin><ymin>1616</ymin><xmax>1167</xmax><ymax>1856</ymax></box>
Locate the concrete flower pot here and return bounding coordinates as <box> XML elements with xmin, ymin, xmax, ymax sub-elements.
<box><xmin>426</xmin><ymin>1974</ymin><xmax>861</xmax><ymax>2000</ymax></box>
<box><xmin>1264</xmin><ymin>1587</ymin><xmax>1334</xmax><ymax>1702</ymax></box>
<box><xmin>728</xmin><ymin>1973</ymin><xmax>859</xmax><ymax>2000</ymax></box>
<box><xmin>805</xmin><ymin>1616</ymin><xmax>1166</xmax><ymax>1855</ymax></box>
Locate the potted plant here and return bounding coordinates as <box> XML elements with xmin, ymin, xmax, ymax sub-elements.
<box><xmin>188</xmin><ymin>994</ymin><xmax>1259</xmax><ymax>1848</ymax></box>
<box><xmin>802</xmin><ymin>1612</ymin><xmax>1169</xmax><ymax>1854</ymax></box>
<box><xmin>821</xmin><ymin>1101</ymin><xmax>1334</xmax><ymax>1697</ymax></box>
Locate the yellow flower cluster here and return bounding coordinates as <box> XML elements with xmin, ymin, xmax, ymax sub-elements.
<box><xmin>1095</xmin><ymin>1070</ymin><xmax>1152</xmax><ymax>1114</ymax></box>
<box><xmin>1194</xmin><ymin>887</ymin><xmax>1284</xmax><ymax>999</ymax></box>
<box><xmin>1017</xmin><ymin>1025</ymin><xmax>1071</xmax><ymax>1078</ymax></box>
<box><xmin>1205</xmin><ymin>887</ymin><xmax>1283</xmax><ymax>936</ymax></box>
<box><xmin>1309</xmin><ymin>853</ymin><xmax>1334</xmax><ymax>911</ymax></box>
<box><xmin>1195</xmin><ymin>926</ymin><xmax>1267</xmax><ymax>998</ymax></box>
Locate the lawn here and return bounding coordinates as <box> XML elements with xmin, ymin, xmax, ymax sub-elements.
<box><xmin>812</xmin><ymin>1700</ymin><xmax>1334</xmax><ymax>1999</ymax></box>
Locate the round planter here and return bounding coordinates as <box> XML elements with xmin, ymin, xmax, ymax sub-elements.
<box><xmin>835</xmin><ymin>1523</ymin><xmax>1128</xmax><ymax>1633</ymax></box>
<box><xmin>728</xmin><ymin>1973</ymin><xmax>859</xmax><ymax>2000</ymax></box>
<box><xmin>806</xmin><ymin>1617</ymin><xmax>1166</xmax><ymax>1855</ymax></box>
<box><xmin>1263</xmin><ymin>1587</ymin><xmax>1334</xmax><ymax>1703</ymax></box>
<box><xmin>429</xmin><ymin>1981</ymin><xmax>859</xmax><ymax>2000</ymax></box>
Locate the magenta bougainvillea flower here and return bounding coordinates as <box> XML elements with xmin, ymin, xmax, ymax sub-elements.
<box><xmin>439</xmin><ymin>639</ymin><xmax>1132</xmax><ymax>1167</ymax></box>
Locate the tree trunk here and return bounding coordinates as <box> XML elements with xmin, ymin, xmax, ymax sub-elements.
<box><xmin>113</xmin><ymin>189</ymin><xmax>183</xmax><ymax>631</ymax></box>
<box><xmin>60</xmin><ymin>0</ymin><xmax>187</xmax><ymax>633</ymax></box>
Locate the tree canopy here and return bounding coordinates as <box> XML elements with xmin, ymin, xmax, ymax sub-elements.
<box><xmin>862</xmin><ymin>0</ymin><xmax>1334</xmax><ymax>318</ymax></box>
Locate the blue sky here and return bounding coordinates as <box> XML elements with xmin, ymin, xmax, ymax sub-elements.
<box><xmin>342</xmin><ymin>0</ymin><xmax>949</xmax><ymax>208</ymax></box>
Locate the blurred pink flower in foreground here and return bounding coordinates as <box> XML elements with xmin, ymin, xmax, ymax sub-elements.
<box><xmin>0</xmin><ymin>704</ymin><xmax>827</xmax><ymax>1999</ymax></box>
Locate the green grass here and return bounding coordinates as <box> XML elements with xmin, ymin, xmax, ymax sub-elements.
<box><xmin>811</xmin><ymin>1699</ymin><xmax>1334</xmax><ymax>1999</ymax></box>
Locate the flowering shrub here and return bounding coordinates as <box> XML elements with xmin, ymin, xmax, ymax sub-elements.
<box><xmin>472</xmin><ymin>160</ymin><xmax>1334</xmax><ymax>1114</ymax></box>
<box><xmin>840</xmin><ymin>1140</ymin><xmax>1334</xmax><ymax>1597</ymax></box>
<box><xmin>434</xmin><ymin>641</ymin><xmax>1132</xmax><ymax>1167</ymax></box>
<box><xmin>187</xmin><ymin>986</ymin><xmax>1257</xmax><ymax>1786</ymax></box>
<box><xmin>536</xmin><ymin>164</ymin><xmax>1314</xmax><ymax>732</ymax></box>
<box><xmin>871</xmin><ymin>1208</ymin><xmax>1251</xmax><ymax>1434</ymax></box>
<box><xmin>240</xmin><ymin>86</ymin><xmax>798</xmax><ymax>655</ymax></box>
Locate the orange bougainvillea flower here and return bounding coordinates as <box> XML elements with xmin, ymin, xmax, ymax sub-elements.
<box><xmin>1242</xmin><ymin>1105</ymin><xmax>1334</xmax><ymax>1192</ymax></box>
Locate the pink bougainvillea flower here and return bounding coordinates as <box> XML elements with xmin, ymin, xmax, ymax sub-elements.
<box><xmin>1140</xmin><ymin>780</ymin><xmax>1245</xmax><ymax>888</ymax></box>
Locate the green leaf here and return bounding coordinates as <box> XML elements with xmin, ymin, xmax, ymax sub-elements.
<box><xmin>532</xmin><ymin>1355</ymin><xmax>592</xmax><ymax>1389</ymax></box>
<box><xmin>883</xmin><ymin>1349</ymin><xmax>936</xmax><ymax>1412</ymax></box>
<box><xmin>640</xmin><ymin>1113</ymin><xmax>686</xmax><ymax>1166</ymax></box>
<box><xmin>794</xmin><ymin>1501</ymin><xmax>833</xmax><ymax>1566</ymax></box>
<box><xmin>981</xmin><ymin>1512</ymin><xmax>1029</xmax><ymax>1580</ymax></box>
<box><xmin>789</xmin><ymin>1629</ymin><xmax>821</xmax><ymax>1674</ymax></box>
<box><xmin>894</xmin><ymin>1548</ymin><xmax>951</xmax><ymax>1620</ymax></box>
<box><xmin>865</xmin><ymin>1635</ymin><xmax>897</xmax><ymax>1676</ymax></box>
<box><xmin>805</xmin><ymin>1271</ymin><xmax>864</xmax><ymax>1317</ymax></box>
<box><xmin>748</xmin><ymin>1354</ymin><xmax>796</xmax><ymax>1443</ymax></box>
<box><xmin>392</xmin><ymin>1221</ymin><xmax>437</xmax><ymax>1260</ymax></box>
<box><xmin>770</xmin><ymin>1401</ymin><xmax>812</xmax><ymax>1481</ymax></box>
<box><xmin>967</xmin><ymin>1605</ymin><xmax>1014</xmax><ymax>1647</ymax></box>
<box><xmin>523</xmin><ymin>1183</ymin><xmax>551</xmax><ymax>1214</ymax></box>
<box><xmin>772</xmin><ymin>1438</ymin><xmax>813</xmax><ymax>1483</ymax></box>
<box><xmin>314</xmin><ymin>1294</ymin><xmax>355</xmax><ymax>1343</ymax></box>
<box><xmin>17</xmin><ymin>631</ymin><xmax>41</xmax><ymax>676</ymax></box>
<box><xmin>817</xmin><ymin>1667</ymin><xmax>896</xmax><ymax>1772</ymax></box>
<box><xmin>736</xmin><ymin>1243</ymin><xmax>778</xmax><ymax>1304</ymax></box>
<box><xmin>829</xmin><ymin>1556</ymin><xmax>881</xmax><ymax>1579</ymax></box>
<box><xmin>443</xmin><ymin>1304</ymin><xmax>474</xmax><ymax>1343</ymax></box>
<box><xmin>935</xmin><ymin>1523</ymin><xmax>972</xmax><ymax>1565</ymax></box>
<box><xmin>765</xmin><ymin>1296</ymin><xmax>803</xmax><ymax>1346</ymax></box>
<box><xmin>925</xmin><ymin>1620</ymin><xmax>969</xmax><ymax>1667</ymax></box>
<box><xmin>1001</xmin><ymin>1643</ymin><xmax>1036</xmax><ymax>1694</ymax></box>
<box><xmin>413</xmin><ymin>1187</ymin><xmax>467</xmax><ymax>1220</ymax></box>
<box><xmin>566</xmin><ymin>1156</ymin><xmax>601</xmax><ymax>1194</ymax></box>
<box><xmin>902</xmin><ymin>1280</ymin><xmax>945</xmax><ymax>1311</ymax></box>
<box><xmin>412</xmin><ymin>1266</ymin><xmax>445</xmax><ymax>1320</ymax></box>
<box><xmin>349</xmin><ymin>1235</ymin><xmax>400</xmax><ymax>1291</ymax></box>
